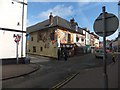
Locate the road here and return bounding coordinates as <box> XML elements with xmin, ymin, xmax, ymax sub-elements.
<box><xmin>2</xmin><ymin>53</ymin><xmax>113</xmax><ymax>88</ymax></box>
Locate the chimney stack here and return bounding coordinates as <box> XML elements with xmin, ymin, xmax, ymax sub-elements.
<box><xmin>70</xmin><ymin>18</ymin><xmax>77</xmax><ymax>31</ymax></box>
<box><xmin>49</xmin><ymin>12</ymin><xmax>53</xmax><ymax>25</ymax></box>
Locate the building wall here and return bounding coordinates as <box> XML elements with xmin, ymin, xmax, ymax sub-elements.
<box><xmin>90</xmin><ymin>34</ymin><xmax>94</xmax><ymax>47</ymax></box>
<box><xmin>94</xmin><ymin>38</ymin><xmax>99</xmax><ymax>47</ymax></box>
<box><xmin>76</xmin><ymin>34</ymin><xmax>85</xmax><ymax>46</ymax></box>
<box><xmin>28</xmin><ymin>27</ymin><xmax>79</xmax><ymax>58</ymax></box>
<box><xmin>86</xmin><ymin>32</ymin><xmax>90</xmax><ymax>45</ymax></box>
<box><xmin>0</xmin><ymin>0</ymin><xmax>27</xmax><ymax>59</ymax></box>
<box><xmin>57</xmin><ymin>29</ymin><xmax>74</xmax><ymax>44</ymax></box>
<box><xmin>28</xmin><ymin>28</ymin><xmax>58</xmax><ymax>58</ymax></box>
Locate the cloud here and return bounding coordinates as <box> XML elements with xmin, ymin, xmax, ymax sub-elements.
<box><xmin>36</xmin><ymin>4</ymin><xmax>74</xmax><ymax>20</ymax></box>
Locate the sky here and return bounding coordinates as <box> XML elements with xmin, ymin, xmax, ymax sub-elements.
<box><xmin>27</xmin><ymin>1</ymin><xmax>119</xmax><ymax>41</ymax></box>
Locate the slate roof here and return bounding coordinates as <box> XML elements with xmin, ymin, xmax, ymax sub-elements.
<box><xmin>27</xmin><ymin>16</ymin><xmax>83</xmax><ymax>35</ymax></box>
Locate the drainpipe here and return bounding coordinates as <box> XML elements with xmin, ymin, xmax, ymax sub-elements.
<box><xmin>21</xmin><ymin>0</ymin><xmax>24</xmax><ymax>58</ymax></box>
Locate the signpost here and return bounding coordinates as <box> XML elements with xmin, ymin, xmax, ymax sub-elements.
<box><xmin>93</xmin><ymin>6</ymin><xmax>119</xmax><ymax>89</ymax></box>
<box><xmin>13</xmin><ymin>34</ymin><xmax>21</xmax><ymax>64</ymax></box>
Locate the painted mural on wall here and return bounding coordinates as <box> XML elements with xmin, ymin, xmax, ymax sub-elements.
<box><xmin>57</xmin><ymin>29</ymin><xmax>73</xmax><ymax>44</ymax></box>
<box><xmin>37</xmin><ymin>29</ymin><xmax>57</xmax><ymax>48</ymax></box>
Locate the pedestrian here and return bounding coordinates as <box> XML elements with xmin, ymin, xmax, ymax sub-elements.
<box><xmin>58</xmin><ymin>47</ymin><xmax>61</xmax><ymax>60</ymax></box>
<box><xmin>63</xmin><ymin>47</ymin><xmax>68</xmax><ymax>61</ymax></box>
<box><xmin>112</xmin><ymin>51</ymin><xmax>115</xmax><ymax>63</ymax></box>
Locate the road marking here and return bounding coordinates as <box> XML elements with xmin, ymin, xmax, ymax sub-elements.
<box><xmin>50</xmin><ymin>72</ymin><xmax>79</xmax><ymax>90</ymax></box>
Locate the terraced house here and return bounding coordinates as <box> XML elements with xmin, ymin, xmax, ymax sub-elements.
<box><xmin>27</xmin><ymin>13</ymin><xmax>84</xmax><ymax>58</ymax></box>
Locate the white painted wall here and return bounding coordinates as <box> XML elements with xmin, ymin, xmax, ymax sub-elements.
<box><xmin>73</xmin><ymin>34</ymin><xmax>76</xmax><ymax>43</ymax></box>
<box><xmin>94</xmin><ymin>38</ymin><xmax>99</xmax><ymax>47</ymax></box>
<box><xmin>0</xmin><ymin>0</ymin><xmax>27</xmax><ymax>59</ymax></box>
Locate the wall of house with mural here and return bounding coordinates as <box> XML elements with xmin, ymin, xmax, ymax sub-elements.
<box><xmin>57</xmin><ymin>29</ymin><xmax>74</xmax><ymax>46</ymax></box>
<box><xmin>28</xmin><ymin>28</ymin><xmax>58</xmax><ymax>58</ymax></box>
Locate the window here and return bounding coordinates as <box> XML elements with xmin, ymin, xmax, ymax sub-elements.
<box><xmin>33</xmin><ymin>46</ymin><xmax>36</xmax><ymax>52</ymax></box>
<box><xmin>68</xmin><ymin>34</ymin><xmax>71</xmax><ymax>42</ymax></box>
<box><xmin>31</xmin><ymin>37</ymin><xmax>33</xmax><ymax>41</ymax></box>
<box><xmin>50</xmin><ymin>32</ymin><xmax>55</xmax><ymax>40</ymax></box>
<box><xmin>76</xmin><ymin>37</ymin><xmax>79</xmax><ymax>42</ymax></box>
<box><xmin>81</xmin><ymin>38</ymin><xmax>84</xmax><ymax>42</ymax></box>
<box><xmin>40</xmin><ymin>47</ymin><xmax>43</xmax><ymax>52</ymax></box>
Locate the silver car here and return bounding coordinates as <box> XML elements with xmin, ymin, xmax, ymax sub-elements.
<box><xmin>95</xmin><ymin>49</ymin><xmax>104</xmax><ymax>58</ymax></box>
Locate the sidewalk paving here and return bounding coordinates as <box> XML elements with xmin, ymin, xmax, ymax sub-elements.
<box><xmin>2</xmin><ymin>63</ymin><xmax>40</xmax><ymax>80</ymax></box>
<box><xmin>62</xmin><ymin>60</ymin><xmax>119</xmax><ymax>88</ymax></box>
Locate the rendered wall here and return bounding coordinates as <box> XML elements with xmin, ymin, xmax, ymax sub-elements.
<box><xmin>0</xmin><ymin>0</ymin><xmax>27</xmax><ymax>59</ymax></box>
<box><xmin>28</xmin><ymin>28</ymin><xmax>58</xmax><ymax>58</ymax></box>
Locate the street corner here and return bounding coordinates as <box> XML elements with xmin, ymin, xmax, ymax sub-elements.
<box><xmin>2</xmin><ymin>63</ymin><xmax>40</xmax><ymax>80</ymax></box>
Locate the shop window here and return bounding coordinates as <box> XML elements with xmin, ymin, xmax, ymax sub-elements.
<box><xmin>33</xmin><ymin>46</ymin><xmax>36</xmax><ymax>52</ymax></box>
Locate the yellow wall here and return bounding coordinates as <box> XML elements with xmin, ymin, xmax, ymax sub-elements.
<box><xmin>28</xmin><ymin>28</ymin><xmax>58</xmax><ymax>58</ymax></box>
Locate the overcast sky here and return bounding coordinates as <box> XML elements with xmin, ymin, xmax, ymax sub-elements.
<box><xmin>27</xmin><ymin>1</ymin><xmax>119</xmax><ymax>41</ymax></box>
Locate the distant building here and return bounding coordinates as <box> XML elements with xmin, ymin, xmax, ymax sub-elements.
<box><xmin>113</xmin><ymin>32</ymin><xmax>120</xmax><ymax>51</ymax></box>
<box><xmin>76</xmin><ymin>27</ymin><xmax>85</xmax><ymax>46</ymax></box>
<box><xmin>112</xmin><ymin>1</ymin><xmax>120</xmax><ymax>52</ymax></box>
<box><xmin>90</xmin><ymin>32</ymin><xmax>95</xmax><ymax>47</ymax></box>
<box><xmin>90</xmin><ymin>32</ymin><xmax>99</xmax><ymax>48</ymax></box>
<box><xmin>27</xmin><ymin>14</ymin><xmax>83</xmax><ymax>58</ymax></box>
<box><xmin>83</xmin><ymin>28</ymin><xmax>91</xmax><ymax>46</ymax></box>
<box><xmin>0</xmin><ymin>0</ymin><xmax>27</xmax><ymax>62</ymax></box>
<box><xmin>94</xmin><ymin>34</ymin><xmax>99</xmax><ymax>48</ymax></box>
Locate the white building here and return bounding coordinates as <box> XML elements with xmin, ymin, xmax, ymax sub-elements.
<box><xmin>83</xmin><ymin>28</ymin><xmax>91</xmax><ymax>46</ymax></box>
<box><xmin>0</xmin><ymin>0</ymin><xmax>27</xmax><ymax>62</ymax></box>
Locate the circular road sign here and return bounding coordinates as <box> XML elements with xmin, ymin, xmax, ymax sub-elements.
<box><xmin>93</xmin><ymin>12</ymin><xmax>119</xmax><ymax>37</ymax></box>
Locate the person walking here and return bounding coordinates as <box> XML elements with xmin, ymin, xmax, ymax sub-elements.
<box><xmin>63</xmin><ymin>47</ymin><xmax>68</xmax><ymax>61</ymax></box>
<box><xmin>112</xmin><ymin>51</ymin><xmax>115</xmax><ymax>63</ymax></box>
<box><xmin>58</xmin><ymin>47</ymin><xmax>61</xmax><ymax>60</ymax></box>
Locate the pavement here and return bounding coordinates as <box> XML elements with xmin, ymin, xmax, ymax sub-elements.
<box><xmin>2</xmin><ymin>63</ymin><xmax>40</xmax><ymax>80</ymax></box>
<box><xmin>60</xmin><ymin>61</ymin><xmax>119</xmax><ymax>88</ymax></box>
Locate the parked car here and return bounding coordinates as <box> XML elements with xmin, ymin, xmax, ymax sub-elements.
<box><xmin>95</xmin><ymin>49</ymin><xmax>107</xmax><ymax>58</ymax></box>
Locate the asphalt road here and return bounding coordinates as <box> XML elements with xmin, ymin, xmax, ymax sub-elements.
<box><xmin>2</xmin><ymin>53</ymin><xmax>113</xmax><ymax>88</ymax></box>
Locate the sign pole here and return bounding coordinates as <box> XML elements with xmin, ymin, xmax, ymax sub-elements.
<box><xmin>102</xmin><ymin>6</ymin><xmax>108</xmax><ymax>89</ymax></box>
<box><xmin>16</xmin><ymin>41</ymin><xmax>19</xmax><ymax>64</ymax></box>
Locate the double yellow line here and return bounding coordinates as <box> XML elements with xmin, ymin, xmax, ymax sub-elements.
<box><xmin>50</xmin><ymin>72</ymin><xmax>79</xmax><ymax>90</ymax></box>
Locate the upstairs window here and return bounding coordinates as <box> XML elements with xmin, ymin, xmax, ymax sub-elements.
<box><xmin>50</xmin><ymin>32</ymin><xmax>55</xmax><ymax>40</ymax></box>
<box><xmin>31</xmin><ymin>37</ymin><xmax>33</xmax><ymax>41</ymax></box>
<box><xmin>68</xmin><ymin>34</ymin><xmax>71</xmax><ymax>42</ymax></box>
<box><xmin>33</xmin><ymin>46</ymin><xmax>36</xmax><ymax>52</ymax></box>
<box><xmin>40</xmin><ymin>47</ymin><xmax>43</xmax><ymax>52</ymax></box>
